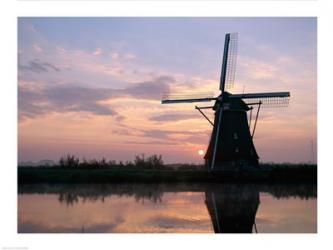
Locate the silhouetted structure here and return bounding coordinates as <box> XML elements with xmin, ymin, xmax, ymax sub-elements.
<box><xmin>205</xmin><ymin>185</ymin><xmax>260</xmax><ymax>233</ymax></box>
<box><xmin>162</xmin><ymin>33</ymin><xmax>290</xmax><ymax>171</ymax></box>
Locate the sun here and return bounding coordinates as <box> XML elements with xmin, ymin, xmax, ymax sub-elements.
<box><xmin>198</xmin><ymin>149</ymin><xmax>204</xmax><ymax>156</ymax></box>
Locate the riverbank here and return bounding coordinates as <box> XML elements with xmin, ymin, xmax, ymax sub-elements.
<box><xmin>18</xmin><ymin>163</ymin><xmax>317</xmax><ymax>184</ymax></box>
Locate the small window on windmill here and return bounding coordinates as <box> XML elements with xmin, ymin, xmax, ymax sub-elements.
<box><xmin>223</xmin><ymin>103</ymin><xmax>230</xmax><ymax>110</ymax></box>
<box><xmin>233</xmin><ymin>133</ymin><xmax>238</xmax><ymax>140</ymax></box>
<box><xmin>235</xmin><ymin>147</ymin><xmax>239</xmax><ymax>153</ymax></box>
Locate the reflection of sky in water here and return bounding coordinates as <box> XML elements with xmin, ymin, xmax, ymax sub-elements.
<box><xmin>256</xmin><ymin>193</ymin><xmax>317</xmax><ymax>233</ymax></box>
<box><xmin>18</xmin><ymin>192</ymin><xmax>212</xmax><ymax>233</ymax></box>
<box><xmin>18</xmin><ymin>190</ymin><xmax>316</xmax><ymax>233</ymax></box>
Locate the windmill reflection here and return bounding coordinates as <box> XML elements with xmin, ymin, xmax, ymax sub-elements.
<box><xmin>205</xmin><ymin>185</ymin><xmax>260</xmax><ymax>233</ymax></box>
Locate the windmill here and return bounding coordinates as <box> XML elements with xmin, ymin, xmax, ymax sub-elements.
<box><xmin>161</xmin><ymin>33</ymin><xmax>290</xmax><ymax>171</ymax></box>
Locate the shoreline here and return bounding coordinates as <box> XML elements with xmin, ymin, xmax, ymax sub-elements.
<box><xmin>18</xmin><ymin>164</ymin><xmax>317</xmax><ymax>184</ymax></box>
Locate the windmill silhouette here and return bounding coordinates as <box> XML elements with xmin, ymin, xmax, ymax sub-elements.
<box><xmin>205</xmin><ymin>184</ymin><xmax>260</xmax><ymax>233</ymax></box>
<box><xmin>162</xmin><ymin>33</ymin><xmax>290</xmax><ymax>171</ymax></box>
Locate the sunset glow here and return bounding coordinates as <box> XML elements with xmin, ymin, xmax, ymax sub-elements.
<box><xmin>18</xmin><ymin>17</ymin><xmax>317</xmax><ymax>164</ymax></box>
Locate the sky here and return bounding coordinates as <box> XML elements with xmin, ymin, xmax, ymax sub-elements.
<box><xmin>17</xmin><ymin>17</ymin><xmax>317</xmax><ymax>164</ymax></box>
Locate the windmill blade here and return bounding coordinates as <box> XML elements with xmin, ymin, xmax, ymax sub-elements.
<box><xmin>162</xmin><ymin>97</ymin><xmax>216</xmax><ymax>104</ymax></box>
<box><xmin>161</xmin><ymin>92</ymin><xmax>216</xmax><ymax>104</ymax></box>
<box><xmin>231</xmin><ymin>92</ymin><xmax>290</xmax><ymax>99</ymax></box>
<box><xmin>230</xmin><ymin>92</ymin><xmax>290</xmax><ymax>108</ymax></box>
<box><xmin>225</xmin><ymin>33</ymin><xmax>238</xmax><ymax>91</ymax></box>
<box><xmin>220</xmin><ymin>33</ymin><xmax>238</xmax><ymax>92</ymax></box>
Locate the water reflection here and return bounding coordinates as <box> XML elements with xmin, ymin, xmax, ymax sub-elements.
<box><xmin>18</xmin><ymin>183</ymin><xmax>316</xmax><ymax>233</ymax></box>
<box><xmin>205</xmin><ymin>185</ymin><xmax>260</xmax><ymax>233</ymax></box>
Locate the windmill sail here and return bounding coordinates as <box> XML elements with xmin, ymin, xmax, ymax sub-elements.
<box><xmin>225</xmin><ymin>33</ymin><xmax>238</xmax><ymax>90</ymax></box>
<box><xmin>161</xmin><ymin>92</ymin><xmax>216</xmax><ymax>104</ymax></box>
<box><xmin>220</xmin><ymin>33</ymin><xmax>238</xmax><ymax>92</ymax></box>
<box><xmin>231</xmin><ymin>92</ymin><xmax>290</xmax><ymax>108</ymax></box>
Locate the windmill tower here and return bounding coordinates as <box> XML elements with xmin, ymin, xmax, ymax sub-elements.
<box><xmin>161</xmin><ymin>33</ymin><xmax>290</xmax><ymax>171</ymax></box>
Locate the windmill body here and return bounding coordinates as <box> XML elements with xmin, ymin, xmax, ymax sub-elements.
<box><xmin>204</xmin><ymin>92</ymin><xmax>259</xmax><ymax>170</ymax></box>
<box><xmin>161</xmin><ymin>33</ymin><xmax>290</xmax><ymax>171</ymax></box>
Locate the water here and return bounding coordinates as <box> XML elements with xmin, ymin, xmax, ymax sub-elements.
<box><xmin>18</xmin><ymin>183</ymin><xmax>317</xmax><ymax>233</ymax></box>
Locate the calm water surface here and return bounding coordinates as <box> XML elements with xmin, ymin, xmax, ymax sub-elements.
<box><xmin>18</xmin><ymin>183</ymin><xmax>316</xmax><ymax>233</ymax></box>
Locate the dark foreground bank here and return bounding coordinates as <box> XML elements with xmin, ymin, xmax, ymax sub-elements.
<box><xmin>18</xmin><ymin>164</ymin><xmax>317</xmax><ymax>184</ymax></box>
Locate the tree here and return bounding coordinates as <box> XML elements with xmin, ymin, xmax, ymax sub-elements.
<box><xmin>59</xmin><ymin>154</ymin><xmax>80</xmax><ymax>168</ymax></box>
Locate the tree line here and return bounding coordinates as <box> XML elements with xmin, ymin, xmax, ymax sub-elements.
<box><xmin>58</xmin><ymin>154</ymin><xmax>167</xmax><ymax>169</ymax></box>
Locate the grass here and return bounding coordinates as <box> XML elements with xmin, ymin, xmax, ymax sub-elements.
<box><xmin>18</xmin><ymin>165</ymin><xmax>317</xmax><ymax>184</ymax></box>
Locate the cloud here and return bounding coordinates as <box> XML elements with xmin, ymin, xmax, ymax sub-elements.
<box><xmin>122</xmin><ymin>140</ymin><xmax>179</xmax><ymax>146</ymax></box>
<box><xmin>44</xmin><ymin>86</ymin><xmax>113</xmax><ymax>114</ymax></box>
<box><xmin>18</xmin><ymin>85</ymin><xmax>117</xmax><ymax>121</ymax></box>
<box><xmin>19</xmin><ymin>59</ymin><xmax>61</xmax><ymax>73</ymax></box>
<box><xmin>124</xmin><ymin>53</ymin><xmax>136</xmax><ymax>60</ymax></box>
<box><xmin>143</xmin><ymin>129</ymin><xmax>170</xmax><ymax>139</ymax></box>
<box><xmin>112</xmin><ymin>125</ymin><xmax>210</xmax><ymax>146</ymax></box>
<box><xmin>150</xmin><ymin>113</ymin><xmax>199</xmax><ymax>122</ymax></box>
<box><xmin>32</xmin><ymin>44</ymin><xmax>43</xmax><ymax>53</ymax></box>
<box><xmin>18</xmin><ymin>87</ymin><xmax>49</xmax><ymax>120</ymax></box>
<box><xmin>142</xmin><ymin>129</ymin><xmax>211</xmax><ymax>145</ymax></box>
<box><xmin>113</xmin><ymin>126</ymin><xmax>200</xmax><ymax>139</ymax></box>
<box><xmin>93</xmin><ymin>48</ymin><xmax>103</xmax><ymax>56</ymax></box>
<box><xmin>28</xmin><ymin>24</ymin><xmax>37</xmax><ymax>33</ymax></box>
<box><xmin>18</xmin><ymin>76</ymin><xmax>174</xmax><ymax>121</ymax></box>
<box><xmin>124</xmin><ymin>76</ymin><xmax>172</xmax><ymax>100</ymax></box>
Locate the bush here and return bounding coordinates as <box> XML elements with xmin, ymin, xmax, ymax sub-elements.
<box><xmin>147</xmin><ymin>154</ymin><xmax>164</xmax><ymax>168</ymax></box>
<box><xmin>133</xmin><ymin>154</ymin><xmax>164</xmax><ymax>169</ymax></box>
<box><xmin>59</xmin><ymin>154</ymin><xmax>80</xmax><ymax>168</ymax></box>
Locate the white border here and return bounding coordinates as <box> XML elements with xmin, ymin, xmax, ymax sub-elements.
<box><xmin>1</xmin><ymin>0</ymin><xmax>333</xmax><ymax>250</ymax></box>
